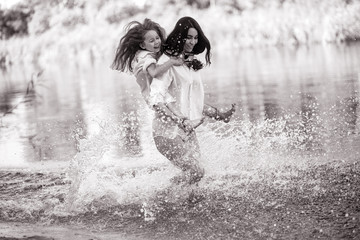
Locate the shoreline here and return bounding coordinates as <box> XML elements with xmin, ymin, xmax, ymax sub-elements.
<box><xmin>0</xmin><ymin>222</ymin><xmax>144</xmax><ymax>240</ymax></box>
<box><xmin>1</xmin><ymin>160</ymin><xmax>359</xmax><ymax>239</ymax></box>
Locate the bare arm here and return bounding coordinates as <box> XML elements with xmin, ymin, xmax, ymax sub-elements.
<box><xmin>147</xmin><ymin>57</ymin><xmax>183</xmax><ymax>78</ymax></box>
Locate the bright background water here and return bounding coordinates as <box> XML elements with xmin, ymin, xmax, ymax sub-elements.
<box><xmin>1</xmin><ymin>43</ymin><xmax>359</xmax><ymax>166</ymax></box>
<box><xmin>0</xmin><ymin>42</ymin><xmax>359</xmax><ymax>236</ymax></box>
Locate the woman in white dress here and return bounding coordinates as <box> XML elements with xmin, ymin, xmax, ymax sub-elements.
<box><xmin>150</xmin><ymin>16</ymin><xmax>236</xmax><ymax>185</ymax></box>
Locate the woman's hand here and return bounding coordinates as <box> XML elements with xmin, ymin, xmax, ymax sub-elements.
<box><xmin>170</xmin><ymin>56</ymin><xmax>184</xmax><ymax>66</ymax></box>
<box><xmin>183</xmin><ymin>119</ymin><xmax>195</xmax><ymax>132</ymax></box>
<box><xmin>177</xmin><ymin>118</ymin><xmax>193</xmax><ymax>133</ymax></box>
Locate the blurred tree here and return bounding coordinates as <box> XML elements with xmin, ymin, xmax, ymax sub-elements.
<box><xmin>186</xmin><ymin>0</ymin><xmax>211</xmax><ymax>9</ymax></box>
<box><xmin>105</xmin><ymin>4</ymin><xmax>145</xmax><ymax>24</ymax></box>
<box><xmin>0</xmin><ymin>8</ymin><xmax>33</xmax><ymax>39</ymax></box>
<box><xmin>0</xmin><ymin>50</ymin><xmax>11</xmax><ymax>70</ymax></box>
<box><xmin>27</xmin><ymin>7</ymin><xmax>51</xmax><ymax>35</ymax></box>
<box><xmin>60</xmin><ymin>9</ymin><xmax>87</xmax><ymax>28</ymax></box>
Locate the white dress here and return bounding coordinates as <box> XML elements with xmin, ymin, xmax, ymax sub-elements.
<box><xmin>152</xmin><ymin>54</ymin><xmax>205</xmax><ymax>139</ymax></box>
<box><xmin>151</xmin><ymin>54</ymin><xmax>205</xmax><ymax>183</ymax></box>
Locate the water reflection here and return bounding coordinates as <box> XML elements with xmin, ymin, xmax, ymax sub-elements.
<box><xmin>342</xmin><ymin>96</ymin><xmax>358</xmax><ymax>135</ymax></box>
<box><xmin>0</xmin><ymin>43</ymin><xmax>360</xmax><ymax>164</ymax></box>
<box><xmin>263</xmin><ymin>83</ymin><xmax>281</xmax><ymax>120</ymax></box>
<box><xmin>334</xmin><ymin>76</ymin><xmax>359</xmax><ymax>136</ymax></box>
<box><xmin>299</xmin><ymin>89</ymin><xmax>323</xmax><ymax>152</ymax></box>
<box><xmin>0</xmin><ymin>85</ymin><xmax>38</xmax><ymax>164</ymax></box>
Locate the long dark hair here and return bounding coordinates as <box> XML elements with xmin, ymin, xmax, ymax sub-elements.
<box><xmin>111</xmin><ymin>18</ymin><xmax>166</xmax><ymax>72</ymax></box>
<box><xmin>164</xmin><ymin>16</ymin><xmax>211</xmax><ymax>65</ymax></box>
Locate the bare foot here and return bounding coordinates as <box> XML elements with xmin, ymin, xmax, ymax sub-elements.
<box><xmin>216</xmin><ymin>104</ymin><xmax>236</xmax><ymax>123</ymax></box>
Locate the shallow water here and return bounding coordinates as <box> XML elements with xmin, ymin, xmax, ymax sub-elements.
<box><xmin>0</xmin><ymin>43</ymin><xmax>360</xmax><ymax>239</ymax></box>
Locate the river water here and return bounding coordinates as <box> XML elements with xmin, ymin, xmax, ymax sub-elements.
<box><xmin>0</xmin><ymin>42</ymin><xmax>359</xmax><ymax>239</ymax></box>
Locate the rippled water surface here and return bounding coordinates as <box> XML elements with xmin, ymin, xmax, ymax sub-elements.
<box><xmin>0</xmin><ymin>43</ymin><xmax>359</xmax><ymax>239</ymax></box>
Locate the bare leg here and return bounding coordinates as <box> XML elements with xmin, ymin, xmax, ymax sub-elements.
<box><xmin>153</xmin><ymin>133</ymin><xmax>204</xmax><ymax>185</ymax></box>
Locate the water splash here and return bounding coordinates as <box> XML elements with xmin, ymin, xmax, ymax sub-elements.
<box><xmin>0</xmin><ymin>102</ymin><xmax>359</xmax><ymax>234</ymax></box>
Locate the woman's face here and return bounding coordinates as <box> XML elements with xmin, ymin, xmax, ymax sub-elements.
<box><xmin>184</xmin><ymin>28</ymin><xmax>198</xmax><ymax>53</ymax></box>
